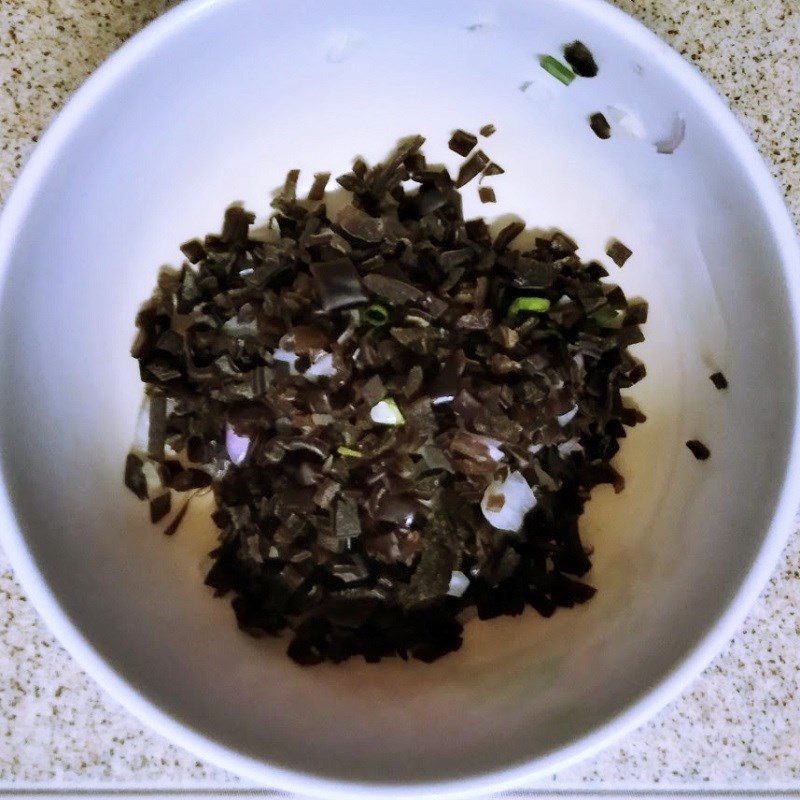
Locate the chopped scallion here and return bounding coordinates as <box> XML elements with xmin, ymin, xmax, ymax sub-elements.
<box><xmin>539</xmin><ymin>55</ymin><xmax>576</xmax><ymax>85</ymax></box>
<box><xmin>508</xmin><ymin>296</ymin><xmax>551</xmax><ymax>317</ymax></box>
<box><xmin>593</xmin><ymin>307</ymin><xmax>623</xmax><ymax>328</ymax></box>
<box><xmin>362</xmin><ymin>303</ymin><xmax>390</xmax><ymax>326</ymax></box>
<box><xmin>336</xmin><ymin>446</ymin><xmax>363</xmax><ymax>458</ymax></box>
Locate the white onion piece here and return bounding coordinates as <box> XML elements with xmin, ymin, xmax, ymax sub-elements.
<box><xmin>481</xmin><ymin>471</ymin><xmax>537</xmax><ymax>532</ymax></box>
<box><xmin>431</xmin><ymin>395</ymin><xmax>454</xmax><ymax>406</ymax></box>
<box><xmin>222</xmin><ymin>316</ymin><xmax>258</xmax><ymax>339</ymax></box>
<box><xmin>558</xmin><ymin>438</ymin><xmax>584</xmax><ymax>457</ymax></box>
<box><xmin>475</xmin><ymin>435</ymin><xmax>504</xmax><ymax>461</ymax></box>
<box><xmin>305</xmin><ymin>351</ymin><xmax>337</xmax><ymax>379</ymax></box>
<box><xmin>447</xmin><ymin>571</ymin><xmax>470</xmax><ymax>598</ymax></box>
<box><xmin>141</xmin><ymin>460</ymin><xmax>164</xmax><ymax>497</ymax></box>
<box><xmin>336</xmin><ymin>310</ymin><xmax>360</xmax><ymax>345</ymax></box>
<box><xmin>654</xmin><ymin>113</ymin><xmax>686</xmax><ymax>154</ymax></box>
<box><xmin>272</xmin><ymin>348</ymin><xmax>300</xmax><ymax>374</ymax></box>
<box><xmin>557</xmin><ymin>404</ymin><xmax>579</xmax><ymax>427</ymax></box>
<box><xmin>163</xmin><ymin>439</ymin><xmax>180</xmax><ymax>460</ymax></box>
<box><xmin>272</xmin><ymin>348</ymin><xmax>337</xmax><ymax>381</ymax></box>
<box><xmin>370</xmin><ymin>398</ymin><xmax>405</xmax><ymax>426</ymax></box>
<box><xmin>133</xmin><ymin>397</ymin><xmax>151</xmax><ymax>452</ymax></box>
<box><xmin>226</xmin><ymin>424</ymin><xmax>251</xmax><ymax>466</ymax></box>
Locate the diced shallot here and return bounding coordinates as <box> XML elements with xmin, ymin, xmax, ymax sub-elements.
<box><xmin>226</xmin><ymin>424</ymin><xmax>251</xmax><ymax>466</ymax></box>
<box><xmin>481</xmin><ymin>471</ymin><xmax>537</xmax><ymax>532</ymax></box>
<box><xmin>447</xmin><ymin>571</ymin><xmax>470</xmax><ymax>597</ymax></box>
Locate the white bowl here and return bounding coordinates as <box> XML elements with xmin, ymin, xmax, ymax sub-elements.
<box><xmin>0</xmin><ymin>0</ymin><xmax>798</xmax><ymax>796</ymax></box>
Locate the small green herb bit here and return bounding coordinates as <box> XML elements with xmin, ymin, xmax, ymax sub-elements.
<box><xmin>362</xmin><ymin>303</ymin><xmax>389</xmax><ymax>326</ymax></box>
<box><xmin>509</xmin><ymin>296</ymin><xmax>551</xmax><ymax>316</ymax></box>
<box><xmin>539</xmin><ymin>55</ymin><xmax>576</xmax><ymax>85</ymax></box>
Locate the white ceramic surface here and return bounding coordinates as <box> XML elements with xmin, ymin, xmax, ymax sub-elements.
<box><xmin>0</xmin><ymin>0</ymin><xmax>798</xmax><ymax>797</ymax></box>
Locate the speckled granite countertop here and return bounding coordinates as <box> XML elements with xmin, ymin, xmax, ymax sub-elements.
<box><xmin>1</xmin><ymin>0</ymin><xmax>800</xmax><ymax>792</ymax></box>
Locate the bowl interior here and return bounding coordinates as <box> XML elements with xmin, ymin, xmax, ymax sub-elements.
<box><xmin>0</xmin><ymin>0</ymin><xmax>796</xmax><ymax>791</ymax></box>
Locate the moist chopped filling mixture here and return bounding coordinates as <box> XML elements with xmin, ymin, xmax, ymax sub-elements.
<box><xmin>124</xmin><ymin>133</ymin><xmax>648</xmax><ymax>665</ymax></box>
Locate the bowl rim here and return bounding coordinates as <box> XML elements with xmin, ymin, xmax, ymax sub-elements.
<box><xmin>1</xmin><ymin>0</ymin><xmax>799</xmax><ymax>796</ymax></box>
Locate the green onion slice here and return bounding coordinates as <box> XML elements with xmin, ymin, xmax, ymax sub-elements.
<box><xmin>508</xmin><ymin>296</ymin><xmax>551</xmax><ymax>317</ymax></box>
<box><xmin>593</xmin><ymin>307</ymin><xmax>623</xmax><ymax>328</ymax></box>
<box><xmin>336</xmin><ymin>446</ymin><xmax>363</xmax><ymax>458</ymax></box>
<box><xmin>362</xmin><ymin>303</ymin><xmax>389</xmax><ymax>326</ymax></box>
<box><xmin>539</xmin><ymin>55</ymin><xmax>576</xmax><ymax>85</ymax></box>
